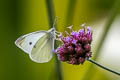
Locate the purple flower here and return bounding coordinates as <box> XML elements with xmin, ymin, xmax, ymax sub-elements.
<box><xmin>65</xmin><ymin>37</ymin><xmax>70</xmax><ymax>42</ymax></box>
<box><xmin>71</xmin><ymin>31</ymin><xmax>79</xmax><ymax>39</ymax></box>
<box><xmin>55</xmin><ymin>25</ymin><xmax>92</xmax><ymax>65</ymax></box>
<box><xmin>84</xmin><ymin>44</ymin><xmax>91</xmax><ymax>52</ymax></box>
<box><xmin>79</xmin><ymin>57</ymin><xmax>85</xmax><ymax>64</ymax></box>
<box><xmin>72</xmin><ymin>39</ymin><xmax>77</xmax><ymax>44</ymax></box>
<box><xmin>75</xmin><ymin>44</ymin><xmax>84</xmax><ymax>54</ymax></box>
<box><xmin>71</xmin><ymin>58</ymin><xmax>78</xmax><ymax>65</ymax></box>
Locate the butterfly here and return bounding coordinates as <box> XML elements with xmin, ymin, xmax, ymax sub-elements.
<box><xmin>15</xmin><ymin>28</ymin><xmax>56</xmax><ymax>63</ymax></box>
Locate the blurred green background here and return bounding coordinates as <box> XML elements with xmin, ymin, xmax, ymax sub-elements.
<box><xmin>0</xmin><ymin>0</ymin><xmax>120</xmax><ymax>80</ymax></box>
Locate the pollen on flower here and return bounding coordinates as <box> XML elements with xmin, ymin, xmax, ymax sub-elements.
<box><xmin>55</xmin><ymin>24</ymin><xmax>92</xmax><ymax>65</ymax></box>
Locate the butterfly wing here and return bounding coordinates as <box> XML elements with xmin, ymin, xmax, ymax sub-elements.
<box><xmin>29</xmin><ymin>32</ymin><xmax>55</xmax><ymax>63</ymax></box>
<box><xmin>15</xmin><ymin>28</ymin><xmax>55</xmax><ymax>63</ymax></box>
<box><xmin>15</xmin><ymin>31</ymin><xmax>47</xmax><ymax>54</ymax></box>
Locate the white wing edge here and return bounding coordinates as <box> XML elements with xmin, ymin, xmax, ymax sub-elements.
<box><xmin>29</xmin><ymin>53</ymin><xmax>53</xmax><ymax>63</ymax></box>
<box><xmin>15</xmin><ymin>36</ymin><xmax>29</xmax><ymax>54</ymax></box>
<box><xmin>15</xmin><ymin>30</ymin><xmax>47</xmax><ymax>54</ymax></box>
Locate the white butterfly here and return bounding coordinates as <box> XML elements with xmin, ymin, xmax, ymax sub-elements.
<box><xmin>15</xmin><ymin>28</ymin><xmax>56</xmax><ymax>63</ymax></box>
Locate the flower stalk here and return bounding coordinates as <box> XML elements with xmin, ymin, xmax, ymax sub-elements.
<box><xmin>46</xmin><ymin>0</ymin><xmax>63</xmax><ymax>80</ymax></box>
<box><xmin>87</xmin><ymin>58</ymin><xmax>120</xmax><ymax>76</ymax></box>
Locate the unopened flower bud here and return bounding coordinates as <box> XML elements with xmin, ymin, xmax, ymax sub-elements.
<box><xmin>85</xmin><ymin>52</ymin><xmax>92</xmax><ymax>58</ymax></box>
<box><xmin>75</xmin><ymin>45</ymin><xmax>83</xmax><ymax>54</ymax></box>
<box><xmin>84</xmin><ymin>44</ymin><xmax>91</xmax><ymax>52</ymax></box>
<box><xmin>82</xmin><ymin>37</ymin><xmax>88</xmax><ymax>44</ymax></box>
<box><xmin>71</xmin><ymin>58</ymin><xmax>78</xmax><ymax>64</ymax></box>
<box><xmin>79</xmin><ymin>57</ymin><xmax>85</xmax><ymax>64</ymax></box>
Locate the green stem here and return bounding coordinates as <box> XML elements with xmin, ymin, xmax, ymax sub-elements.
<box><xmin>46</xmin><ymin>0</ymin><xmax>54</xmax><ymax>27</ymax></box>
<box><xmin>82</xmin><ymin>0</ymin><xmax>120</xmax><ymax>79</ymax></box>
<box><xmin>45</xmin><ymin>0</ymin><xmax>62</xmax><ymax>80</ymax></box>
<box><xmin>87</xmin><ymin>58</ymin><xmax>120</xmax><ymax>76</ymax></box>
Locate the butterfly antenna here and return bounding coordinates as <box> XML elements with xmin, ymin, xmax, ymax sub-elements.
<box><xmin>53</xmin><ymin>16</ymin><xmax>58</xmax><ymax>28</ymax></box>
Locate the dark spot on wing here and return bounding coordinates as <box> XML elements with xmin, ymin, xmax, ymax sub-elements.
<box><xmin>29</xmin><ymin>42</ymin><xmax>32</xmax><ymax>45</ymax></box>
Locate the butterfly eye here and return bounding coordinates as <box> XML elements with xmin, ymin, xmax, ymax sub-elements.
<box><xmin>29</xmin><ymin>42</ymin><xmax>32</xmax><ymax>45</ymax></box>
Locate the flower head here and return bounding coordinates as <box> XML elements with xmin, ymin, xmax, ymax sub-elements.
<box><xmin>55</xmin><ymin>25</ymin><xmax>92</xmax><ymax>65</ymax></box>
